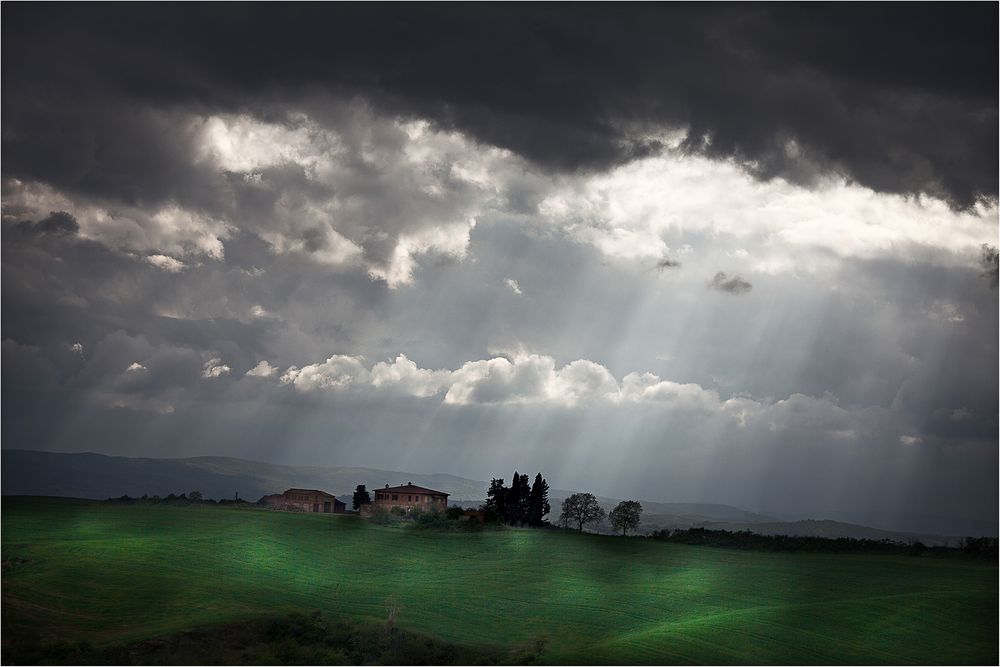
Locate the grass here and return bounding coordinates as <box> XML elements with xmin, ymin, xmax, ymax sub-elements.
<box><xmin>2</xmin><ymin>497</ymin><xmax>996</xmax><ymax>664</ymax></box>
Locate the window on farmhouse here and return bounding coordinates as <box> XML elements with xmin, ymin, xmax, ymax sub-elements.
<box><xmin>392</xmin><ymin>494</ymin><xmax>398</xmax><ymax>501</ymax></box>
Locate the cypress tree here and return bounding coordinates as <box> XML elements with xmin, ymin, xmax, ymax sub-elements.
<box><xmin>527</xmin><ymin>473</ymin><xmax>551</xmax><ymax>527</ymax></box>
<box><xmin>505</xmin><ymin>470</ymin><xmax>522</xmax><ymax>525</ymax></box>
<box><xmin>516</xmin><ymin>473</ymin><xmax>530</xmax><ymax>525</ymax></box>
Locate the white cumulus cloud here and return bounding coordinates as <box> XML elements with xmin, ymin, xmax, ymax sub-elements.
<box><xmin>145</xmin><ymin>254</ymin><xmax>186</xmax><ymax>273</ymax></box>
<box><xmin>245</xmin><ymin>360</ymin><xmax>278</xmax><ymax>377</ymax></box>
<box><xmin>202</xmin><ymin>358</ymin><xmax>231</xmax><ymax>378</ymax></box>
<box><xmin>370</xmin><ymin>354</ymin><xmax>453</xmax><ymax>397</ymax></box>
<box><xmin>280</xmin><ymin>355</ymin><xmax>370</xmax><ymax>391</ymax></box>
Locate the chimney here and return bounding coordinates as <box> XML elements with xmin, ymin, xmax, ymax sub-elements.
<box><xmin>385</xmin><ymin>484</ymin><xmax>389</xmax><ymax>488</ymax></box>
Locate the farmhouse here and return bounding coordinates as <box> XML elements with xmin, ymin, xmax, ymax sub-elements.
<box><xmin>373</xmin><ymin>482</ymin><xmax>449</xmax><ymax>513</ymax></box>
<box><xmin>260</xmin><ymin>488</ymin><xmax>346</xmax><ymax>514</ymax></box>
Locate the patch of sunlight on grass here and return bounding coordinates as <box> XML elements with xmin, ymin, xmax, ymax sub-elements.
<box><xmin>3</xmin><ymin>498</ymin><xmax>996</xmax><ymax>665</ymax></box>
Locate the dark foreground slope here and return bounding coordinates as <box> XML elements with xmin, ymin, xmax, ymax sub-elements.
<box><xmin>2</xmin><ymin>498</ymin><xmax>996</xmax><ymax>665</ymax></box>
<box><xmin>4</xmin><ymin>611</ymin><xmax>538</xmax><ymax>666</ymax></box>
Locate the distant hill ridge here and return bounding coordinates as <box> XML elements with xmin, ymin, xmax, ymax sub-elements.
<box><xmin>0</xmin><ymin>449</ymin><xmax>761</xmax><ymax>518</ymax></box>
<box><xmin>0</xmin><ymin>449</ymin><xmax>488</xmax><ymax>503</ymax></box>
<box><xmin>1</xmin><ymin>449</ymin><xmax>986</xmax><ymax>544</ymax></box>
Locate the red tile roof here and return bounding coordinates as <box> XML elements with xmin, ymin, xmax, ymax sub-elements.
<box><xmin>284</xmin><ymin>488</ymin><xmax>341</xmax><ymax>500</ymax></box>
<box><xmin>380</xmin><ymin>483</ymin><xmax>449</xmax><ymax>496</ymax></box>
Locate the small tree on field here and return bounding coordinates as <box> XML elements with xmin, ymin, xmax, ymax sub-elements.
<box><xmin>609</xmin><ymin>500</ymin><xmax>643</xmax><ymax>536</ymax></box>
<box><xmin>352</xmin><ymin>484</ymin><xmax>371</xmax><ymax>510</ymax></box>
<box><xmin>559</xmin><ymin>493</ymin><xmax>606</xmax><ymax>532</ymax></box>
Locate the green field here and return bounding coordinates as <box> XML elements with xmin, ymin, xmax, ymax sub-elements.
<box><xmin>2</xmin><ymin>498</ymin><xmax>996</xmax><ymax>664</ymax></box>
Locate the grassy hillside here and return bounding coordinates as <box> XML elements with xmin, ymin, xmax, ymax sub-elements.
<box><xmin>2</xmin><ymin>498</ymin><xmax>996</xmax><ymax>664</ymax></box>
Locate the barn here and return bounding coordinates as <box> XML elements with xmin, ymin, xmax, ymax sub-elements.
<box><xmin>260</xmin><ymin>488</ymin><xmax>346</xmax><ymax>514</ymax></box>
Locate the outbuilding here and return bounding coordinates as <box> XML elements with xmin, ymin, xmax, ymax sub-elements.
<box><xmin>260</xmin><ymin>488</ymin><xmax>346</xmax><ymax>514</ymax></box>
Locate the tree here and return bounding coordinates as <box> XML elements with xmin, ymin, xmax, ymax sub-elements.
<box><xmin>559</xmin><ymin>493</ymin><xmax>606</xmax><ymax>532</ymax></box>
<box><xmin>515</xmin><ymin>473</ymin><xmax>530</xmax><ymax>523</ymax></box>
<box><xmin>352</xmin><ymin>484</ymin><xmax>371</xmax><ymax>510</ymax></box>
<box><xmin>505</xmin><ymin>471</ymin><xmax>530</xmax><ymax>525</ymax></box>
<box><xmin>188</xmin><ymin>491</ymin><xmax>203</xmax><ymax>502</ymax></box>
<box><xmin>526</xmin><ymin>473</ymin><xmax>551</xmax><ymax>527</ymax></box>
<box><xmin>608</xmin><ymin>500</ymin><xmax>643</xmax><ymax>536</ymax></box>
<box><xmin>484</xmin><ymin>478</ymin><xmax>507</xmax><ymax>523</ymax></box>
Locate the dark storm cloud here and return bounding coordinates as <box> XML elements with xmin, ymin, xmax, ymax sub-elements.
<box><xmin>1</xmin><ymin>4</ymin><xmax>996</xmax><ymax>530</ymax></box>
<box><xmin>3</xmin><ymin>4</ymin><xmax>996</xmax><ymax>208</ymax></box>
<box><xmin>980</xmin><ymin>244</ymin><xmax>998</xmax><ymax>289</ymax></box>
<box><xmin>2</xmin><ymin>215</ymin><xmax>996</xmax><ymax>524</ymax></box>
<box><xmin>709</xmin><ymin>272</ymin><xmax>752</xmax><ymax>295</ymax></box>
<box><xmin>10</xmin><ymin>211</ymin><xmax>80</xmax><ymax>238</ymax></box>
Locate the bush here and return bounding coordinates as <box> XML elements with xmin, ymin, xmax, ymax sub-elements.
<box><xmin>416</xmin><ymin>507</ymin><xmax>445</xmax><ymax>526</ymax></box>
<box><xmin>650</xmin><ymin>527</ymin><xmax>949</xmax><ymax>555</ymax></box>
<box><xmin>445</xmin><ymin>506</ymin><xmax>464</xmax><ymax>521</ymax></box>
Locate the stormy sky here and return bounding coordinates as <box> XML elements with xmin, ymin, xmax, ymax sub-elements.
<box><xmin>2</xmin><ymin>5</ymin><xmax>997</xmax><ymax>524</ymax></box>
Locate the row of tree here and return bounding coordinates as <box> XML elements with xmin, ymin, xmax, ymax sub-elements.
<box><xmin>484</xmin><ymin>471</ymin><xmax>551</xmax><ymax>527</ymax></box>
<box><xmin>651</xmin><ymin>528</ymin><xmax>999</xmax><ymax>557</ymax></box>
<box><xmin>354</xmin><ymin>475</ymin><xmax>644</xmax><ymax>537</ymax></box>
<box><xmin>104</xmin><ymin>491</ymin><xmax>249</xmax><ymax>505</ymax></box>
<box><xmin>558</xmin><ymin>493</ymin><xmax>643</xmax><ymax>535</ymax></box>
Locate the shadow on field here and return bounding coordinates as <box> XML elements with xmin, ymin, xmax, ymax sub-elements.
<box><xmin>2</xmin><ymin>610</ymin><xmax>547</xmax><ymax>665</ymax></box>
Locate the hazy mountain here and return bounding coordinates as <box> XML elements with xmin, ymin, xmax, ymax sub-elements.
<box><xmin>3</xmin><ymin>450</ymin><xmax>772</xmax><ymax>526</ymax></box>
<box><xmin>802</xmin><ymin>511</ymin><xmax>997</xmax><ymax>539</ymax></box>
<box><xmin>0</xmin><ymin>449</ymin><xmax>486</xmax><ymax>503</ymax></box>
<box><xmin>3</xmin><ymin>450</ymin><xmax>988</xmax><ymax>541</ymax></box>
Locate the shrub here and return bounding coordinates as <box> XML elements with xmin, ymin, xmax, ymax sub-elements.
<box><xmin>416</xmin><ymin>507</ymin><xmax>444</xmax><ymax>526</ymax></box>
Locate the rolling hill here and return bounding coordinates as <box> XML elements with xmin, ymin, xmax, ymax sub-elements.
<box><xmin>2</xmin><ymin>498</ymin><xmax>996</xmax><ymax>665</ymax></box>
